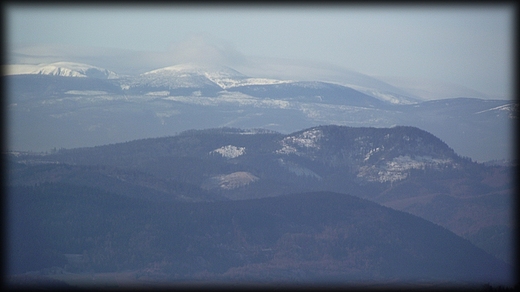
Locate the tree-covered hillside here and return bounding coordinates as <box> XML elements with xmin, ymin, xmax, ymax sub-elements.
<box><xmin>7</xmin><ymin>184</ymin><xmax>512</xmax><ymax>286</ymax></box>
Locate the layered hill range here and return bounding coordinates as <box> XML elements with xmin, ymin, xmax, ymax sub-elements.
<box><xmin>9</xmin><ymin>125</ymin><xmax>514</xmax><ymax>270</ymax></box>
<box><xmin>6</xmin><ymin>61</ymin><xmax>516</xmax><ymax>162</ymax></box>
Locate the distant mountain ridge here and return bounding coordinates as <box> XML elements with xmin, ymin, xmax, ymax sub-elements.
<box><xmin>5</xmin><ymin>57</ymin><xmax>515</xmax><ymax>287</ymax></box>
<box><xmin>5</xmin><ymin>62</ymin><xmax>119</xmax><ymax>79</ymax></box>
<box><xmin>5</xmin><ymin>60</ymin><xmax>508</xmax><ymax>101</ymax></box>
<box><xmin>3</xmin><ymin>61</ymin><xmax>420</xmax><ymax>104</ymax></box>
<box><xmin>6</xmin><ymin>61</ymin><xmax>515</xmax><ymax>162</ymax></box>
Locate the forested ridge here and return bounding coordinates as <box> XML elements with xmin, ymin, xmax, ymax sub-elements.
<box><xmin>6</xmin><ymin>125</ymin><xmax>515</xmax><ymax>287</ymax></box>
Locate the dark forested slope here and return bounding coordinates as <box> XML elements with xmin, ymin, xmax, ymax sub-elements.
<box><xmin>7</xmin><ymin>184</ymin><xmax>512</xmax><ymax>286</ymax></box>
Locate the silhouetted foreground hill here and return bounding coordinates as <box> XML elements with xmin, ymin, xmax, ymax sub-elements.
<box><xmin>7</xmin><ymin>183</ymin><xmax>512</xmax><ymax>288</ymax></box>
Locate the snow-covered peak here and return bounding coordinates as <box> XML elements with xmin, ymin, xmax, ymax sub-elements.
<box><xmin>346</xmin><ymin>84</ymin><xmax>420</xmax><ymax>105</ymax></box>
<box><xmin>212</xmin><ymin>77</ymin><xmax>294</xmax><ymax>89</ymax></box>
<box><xmin>139</xmin><ymin>63</ymin><xmax>294</xmax><ymax>90</ymax></box>
<box><xmin>143</xmin><ymin>63</ymin><xmax>245</xmax><ymax>78</ymax></box>
<box><xmin>5</xmin><ymin>62</ymin><xmax>119</xmax><ymax>79</ymax></box>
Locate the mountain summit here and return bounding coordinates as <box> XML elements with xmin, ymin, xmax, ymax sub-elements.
<box><xmin>6</xmin><ymin>62</ymin><xmax>119</xmax><ymax>79</ymax></box>
<box><xmin>5</xmin><ymin>61</ymin><xmax>514</xmax><ymax>161</ymax></box>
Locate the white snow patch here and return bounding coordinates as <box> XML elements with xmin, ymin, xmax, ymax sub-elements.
<box><xmin>65</xmin><ymin>90</ymin><xmax>108</xmax><ymax>95</ymax></box>
<box><xmin>210</xmin><ymin>77</ymin><xmax>293</xmax><ymax>89</ymax></box>
<box><xmin>474</xmin><ymin>104</ymin><xmax>513</xmax><ymax>114</ymax></box>
<box><xmin>211</xmin><ymin>145</ymin><xmax>246</xmax><ymax>159</ymax></box>
<box><xmin>204</xmin><ymin>171</ymin><xmax>259</xmax><ymax>190</ymax></box>
<box><xmin>145</xmin><ymin>91</ymin><xmax>170</xmax><ymax>96</ymax></box>
<box><xmin>138</xmin><ymin>63</ymin><xmax>296</xmax><ymax>90</ymax></box>
<box><xmin>163</xmin><ymin>92</ymin><xmax>291</xmax><ymax>109</ymax></box>
<box><xmin>358</xmin><ymin>155</ymin><xmax>453</xmax><ymax>183</ymax></box>
<box><xmin>276</xmin><ymin>144</ymin><xmax>298</xmax><ymax>155</ymax></box>
<box><xmin>364</xmin><ymin>147</ymin><xmax>382</xmax><ymax>161</ymax></box>
<box><xmin>5</xmin><ymin>62</ymin><xmax>119</xmax><ymax>79</ymax></box>
<box><xmin>276</xmin><ymin>128</ymin><xmax>323</xmax><ymax>155</ymax></box>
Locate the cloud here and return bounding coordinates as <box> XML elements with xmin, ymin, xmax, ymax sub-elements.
<box><xmin>9</xmin><ymin>44</ymin><xmax>149</xmax><ymax>75</ymax></box>
<box><xmin>8</xmin><ymin>34</ymin><xmax>249</xmax><ymax>76</ymax></box>
<box><xmin>5</xmin><ymin>35</ymin><xmax>506</xmax><ymax>100</ymax></box>
<box><xmin>163</xmin><ymin>33</ymin><xmax>247</xmax><ymax>67</ymax></box>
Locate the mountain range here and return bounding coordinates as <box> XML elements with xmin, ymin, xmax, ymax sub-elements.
<box><xmin>4</xmin><ymin>60</ymin><xmax>516</xmax><ymax>287</ymax></box>
<box><xmin>5</xmin><ymin>61</ymin><xmax>516</xmax><ymax>162</ymax></box>
<box><xmin>7</xmin><ymin>125</ymin><xmax>514</xmax><ymax>287</ymax></box>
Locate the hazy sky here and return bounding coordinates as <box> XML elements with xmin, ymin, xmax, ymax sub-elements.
<box><xmin>6</xmin><ymin>4</ymin><xmax>514</xmax><ymax>99</ymax></box>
